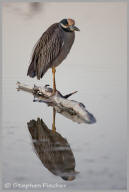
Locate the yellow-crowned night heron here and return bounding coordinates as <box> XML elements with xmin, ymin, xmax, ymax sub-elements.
<box><xmin>27</xmin><ymin>18</ymin><xmax>80</xmax><ymax>94</ymax></box>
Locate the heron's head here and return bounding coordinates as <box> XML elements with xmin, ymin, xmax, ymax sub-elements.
<box><xmin>59</xmin><ymin>18</ymin><xmax>80</xmax><ymax>32</ymax></box>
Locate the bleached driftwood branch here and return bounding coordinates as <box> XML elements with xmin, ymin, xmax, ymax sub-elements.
<box><xmin>16</xmin><ymin>82</ymin><xmax>96</xmax><ymax>124</ymax></box>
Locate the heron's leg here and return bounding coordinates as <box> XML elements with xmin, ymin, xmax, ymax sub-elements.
<box><xmin>52</xmin><ymin>107</ymin><xmax>56</xmax><ymax>132</ymax></box>
<box><xmin>52</xmin><ymin>67</ymin><xmax>56</xmax><ymax>94</ymax></box>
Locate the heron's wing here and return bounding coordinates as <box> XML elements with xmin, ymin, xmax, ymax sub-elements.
<box><xmin>27</xmin><ymin>23</ymin><xmax>63</xmax><ymax>79</ymax></box>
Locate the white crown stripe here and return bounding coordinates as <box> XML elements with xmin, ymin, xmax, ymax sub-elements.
<box><xmin>60</xmin><ymin>23</ymin><xmax>68</xmax><ymax>29</ymax></box>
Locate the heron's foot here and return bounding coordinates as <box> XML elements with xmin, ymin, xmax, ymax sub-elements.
<box><xmin>50</xmin><ymin>89</ymin><xmax>57</xmax><ymax>97</ymax></box>
<box><xmin>44</xmin><ymin>84</ymin><xmax>50</xmax><ymax>88</ymax></box>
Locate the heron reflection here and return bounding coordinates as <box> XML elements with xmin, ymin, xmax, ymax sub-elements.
<box><xmin>27</xmin><ymin>108</ymin><xmax>78</xmax><ymax>181</ymax></box>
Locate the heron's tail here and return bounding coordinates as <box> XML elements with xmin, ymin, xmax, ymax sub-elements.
<box><xmin>27</xmin><ymin>61</ymin><xmax>36</xmax><ymax>78</ymax></box>
<box><xmin>27</xmin><ymin>61</ymin><xmax>48</xmax><ymax>80</ymax></box>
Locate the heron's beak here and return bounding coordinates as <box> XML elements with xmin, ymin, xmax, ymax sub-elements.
<box><xmin>73</xmin><ymin>26</ymin><xmax>80</xmax><ymax>31</ymax></box>
<box><xmin>70</xmin><ymin>25</ymin><xmax>80</xmax><ymax>31</ymax></box>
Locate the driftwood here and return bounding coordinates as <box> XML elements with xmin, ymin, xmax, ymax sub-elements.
<box><xmin>17</xmin><ymin>82</ymin><xmax>96</xmax><ymax>124</ymax></box>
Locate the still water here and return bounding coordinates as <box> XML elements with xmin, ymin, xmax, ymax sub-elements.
<box><xmin>2</xmin><ymin>2</ymin><xmax>127</xmax><ymax>191</ymax></box>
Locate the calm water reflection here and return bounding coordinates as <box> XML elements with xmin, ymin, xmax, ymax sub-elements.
<box><xmin>27</xmin><ymin>108</ymin><xmax>78</xmax><ymax>181</ymax></box>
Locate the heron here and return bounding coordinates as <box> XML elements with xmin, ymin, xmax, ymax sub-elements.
<box><xmin>27</xmin><ymin>18</ymin><xmax>80</xmax><ymax>95</ymax></box>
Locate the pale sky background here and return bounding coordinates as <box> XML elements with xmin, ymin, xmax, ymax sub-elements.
<box><xmin>2</xmin><ymin>2</ymin><xmax>127</xmax><ymax>190</ymax></box>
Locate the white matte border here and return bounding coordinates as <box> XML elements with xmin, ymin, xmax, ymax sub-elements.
<box><xmin>0</xmin><ymin>0</ymin><xmax>128</xmax><ymax>192</ymax></box>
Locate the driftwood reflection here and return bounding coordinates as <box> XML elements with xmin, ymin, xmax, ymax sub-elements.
<box><xmin>27</xmin><ymin>112</ymin><xmax>78</xmax><ymax>181</ymax></box>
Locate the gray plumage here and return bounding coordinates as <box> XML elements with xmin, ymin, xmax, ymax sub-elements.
<box><xmin>27</xmin><ymin>20</ymin><xmax>76</xmax><ymax>80</ymax></box>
